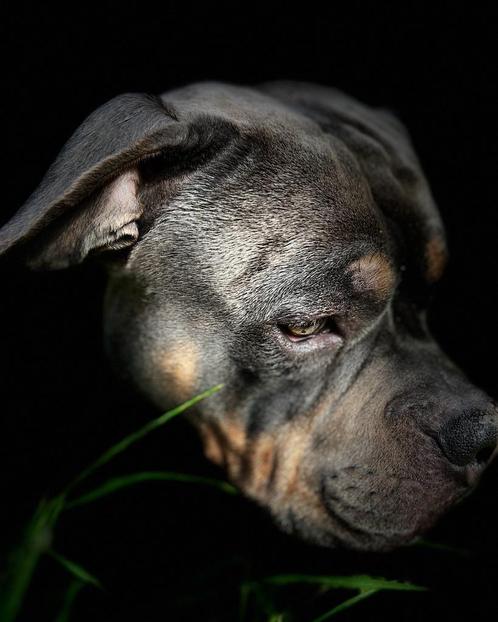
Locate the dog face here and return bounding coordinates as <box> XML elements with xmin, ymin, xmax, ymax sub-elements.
<box><xmin>2</xmin><ymin>82</ymin><xmax>497</xmax><ymax>551</ymax></box>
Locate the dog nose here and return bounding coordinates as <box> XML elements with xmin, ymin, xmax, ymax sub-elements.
<box><xmin>437</xmin><ymin>410</ymin><xmax>498</xmax><ymax>468</ymax></box>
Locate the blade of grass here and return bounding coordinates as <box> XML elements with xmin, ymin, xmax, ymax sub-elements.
<box><xmin>311</xmin><ymin>589</ymin><xmax>378</xmax><ymax>622</ymax></box>
<box><xmin>53</xmin><ymin>579</ymin><xmax>84</xmax><ymax>622</ymax></box>
<box><xmin>0</xmin><ymin>387</ymin><xmax>222</xmax><ymax>622</ymax></box>
<box><xmin>251</xmin><ymin>582</ymin><xmax>279</xmax><ymax>617</ymax></box>
<box><xmin>262</xmin><ymin>574</ymin><xmax>425</xmax><ymax>592</ymax></box>
<box><xmin>49</xmin><ymin>550</ymin><xmax>102</xmax><ymax>589</ymax></box>
<box><xmin>239</xmin><ymin>581</ymin><xmax>251</xmax><ymax>622</ymax></box>
<box><xmin>240</xmin><ymin>581</ymin><xmax>280</xmax><ymax>619</ymax></box>
<box><xmin>0</xmin><ymin>495</ymin><xmax>65</xmax><ymax>622</ymax></box>
<box><xmin>66</xmin><ymin>384</ymin><xmax>223</xmax><ymax>492</ymax></box>
<box><xmin>66</xmin><ymin>470</ymin><xmax>237</xmax><ymax>508</ymax></box>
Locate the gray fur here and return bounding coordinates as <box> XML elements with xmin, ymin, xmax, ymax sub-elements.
<box><xmin>1</xmin><ymin>81</ymin><xmax>496</xmax><ymax>551</ymax></box>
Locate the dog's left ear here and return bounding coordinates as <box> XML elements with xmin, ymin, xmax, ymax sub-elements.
<box><xmin>0</xmin><ymin>93</ymin><xmax>217</xmax><ymax>269</ymax></box>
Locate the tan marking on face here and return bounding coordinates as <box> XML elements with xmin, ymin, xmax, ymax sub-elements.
<box><xmin>425</xmin><ymin>235</ymin><xmax>447</xmax><ymax>283</ymax></box>
<box><xmin>193</xmin><ymin>405</ymin><xmax>351</xmax><ymax>541</ymax></box>
<box><xmin>220</xmin><ymin>419</ymin><xmax>248</xmax><ymax>479</ymax></box>
<box><xmin>198</xmin><ymin>421</ymin><xmax>225</xmax><ymax>466</ymax></box>
<box><xmin>244</xmin><ymin>434</ymin><xmax>277</xmax><ymax>495</ymax></box>
<box><xmin>275</xmin><ymin>421</ymin><xmax>314</xmax><ymax>499</ymax></box>
<box><xmin>197</xmin><ymin>417</ymin><xmax>248</xmax><ymax>479</ymax></box>
<box><xmin>159</xmin><ymin>341</ymin><xmax>199</xmax><ymax>400</ymax></box>
<box><xmin>348</xmin><ymin>252</ymin><xmax>395</xmax><ymax>300</ymax></box>
<box><xmin>194</xmin><ymin>400</ymin><xmax>327</xmax><ymax>511</ymax></box>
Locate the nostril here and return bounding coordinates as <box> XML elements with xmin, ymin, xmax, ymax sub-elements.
<box><xmin>438</xmin><ymin>412</ymin><xmax>498</xmax><ymax>468</ymax></box>
<box><xmin>475</xmin><ymin>445</ymin><xmax>495</xmax><ymax>466</ymax></box>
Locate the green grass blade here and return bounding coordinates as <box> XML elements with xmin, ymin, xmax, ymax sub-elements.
<box><xmin>49</xmin><ymin>551</ymin><xmax>102</xmax><ymax>589</ymax></box>
<box><xmin>311</xmin><ymin>589</ymin><xmax>378</xmax><ymax>622</ymax></box>
<box><xmin>240</xmin><ymin>580</ymin><xmax>280</xmax><ymax>619</ymax></box>
<box><xmin>66</xmin><ymin>470</ymin><xmax>237</xmax><ymax>508</ymax></box>
<box><xmin>67</xmin><ymin>384</ymin><xmax>223</xmax><ymax>491</ymax></box>
<box><xmin>1</xmin><ymin>387</ymin><xmax>222</xmax><ymax>621</ymax></box>
<box><xmin>239</xmin><ymin>581</ymin><xmax>251</xmax><ymax>622</ymax></box>
<box><xmin>251</xmin><ymin>582</ymin><xmax>279</xmax><ymax>617</ymax></box>
<box><xmin>53</xmin><ymin>579</ymin><xmax>84</xmax><ymax>622</ymax></box>
<box><xmin>0</xmin><ymin>496</ymin><xmax>65</xmax><ymax>622</ymax></box>
<box><xmin>262</xmin><ymin>574</ymin><xmax>425</xmax><ymax>592</ymax></box>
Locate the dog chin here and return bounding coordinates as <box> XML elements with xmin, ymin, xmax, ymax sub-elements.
<box><xmin>279</xmin><ymin>514</ymin><xmax>421</xmax><ymax>552</ymax></box>
<box><xmin>273</xmin><ymin>493</ymin><xmax>464</xmax><ymax>552</ymax></box>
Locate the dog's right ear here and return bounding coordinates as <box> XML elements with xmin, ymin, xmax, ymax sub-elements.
<box><xmin>0</xmin><ymin>93</ymin><xmax>223</xmax><ymax>269</ymax></box>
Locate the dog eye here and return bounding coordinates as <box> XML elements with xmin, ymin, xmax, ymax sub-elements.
<box><xmin>282</xmin><ymin>318</ymin><xmax>328</xmax><ymax>339</ymax></box>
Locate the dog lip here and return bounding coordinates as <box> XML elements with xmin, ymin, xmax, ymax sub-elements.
<box><xmin>320</xmin><ymin>496</ymin><xmax>421</xmax><ymax>551</ymax></box>
<box><xmin>318</xmin><ymin>474</ymin><xmax>449</xmax><ymax>550</ymax></box>
<box><xmin>321</xmin><ymin>493</ymin><xmax>379</xmax><ymax>545</ymax></box>
<box><xmin>318</xmin><ymin>477</ymin><xmax>415</xmax><ymax>549</ymax></box>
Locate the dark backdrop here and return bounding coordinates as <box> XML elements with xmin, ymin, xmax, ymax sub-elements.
<box><xmin>1</xmin><ymin>3</ymin><xmax>497</xmax><ymax>621</ymax></box>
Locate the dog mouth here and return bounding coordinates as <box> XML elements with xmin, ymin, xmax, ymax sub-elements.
<box><xmin>318</xmin><ymin>476</ymin><xmax>425</xmax><ymax>550</ymax></box>
<box><xmin>278</xmin><ymin>466</ymin><xmax>470</xmax><ymax>552</ymax></box>
<box><xmin>319</xmin><ymin>485</ymin><xmax>423</xmax><ymax>551</ymax></box>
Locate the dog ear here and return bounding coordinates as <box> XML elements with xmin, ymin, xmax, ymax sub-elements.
<box><xmin>0</xmin><ymin>93</ymin><xmax>208</xmax><ymax>269</ymax></box>
<box><xmin>259</xmin><ymin>81</ymin><xmax>448</xmax><ymax>286</ymax></box>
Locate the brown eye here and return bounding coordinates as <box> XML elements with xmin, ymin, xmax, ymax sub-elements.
<box><xmin>284</xmin><ymin>318</ymin><xmax>328</xmax><ymax>338</ymax></box>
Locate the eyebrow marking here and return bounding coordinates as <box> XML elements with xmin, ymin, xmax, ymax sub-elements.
<box><xmin>424</xmin><ymin>235</ymin><xmax>447</xmax><ymax>283</ymax></box>
<box><xmin>347</xmin><ymin>252</ymin><xmax>396</xmax><ymax>299</ymax></box>
<box><xmin>159</xmin><ymin>341</ymin><xmax>199</xmax><ymax>400</ymax></box>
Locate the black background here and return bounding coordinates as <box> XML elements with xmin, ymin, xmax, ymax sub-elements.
<box><xmin>1</xmin><ymin>2</ymin><xmax>497</xmax><ymax>621</ymax></box>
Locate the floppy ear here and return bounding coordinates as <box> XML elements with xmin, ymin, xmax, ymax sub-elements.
<box><xmin>0</xmin><ymin>93</ymin><xmax>205</xmax><ymax>269</ymax></box>
<box><xmin>259</xmin><ymin>81</ymin><xmax>448</xmax><ymax>285</ymax></box>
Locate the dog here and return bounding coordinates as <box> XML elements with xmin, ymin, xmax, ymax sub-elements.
<box><xmin>1</xmin><ymin>81</ymin><xmax>497</xmax><ymax>551</ymax></box>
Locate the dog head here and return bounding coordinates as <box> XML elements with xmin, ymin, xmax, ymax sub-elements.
<box><xmin>2</xmin><ymin>81</ymin><xmax>497</xmax><ymax>550</ymax></box>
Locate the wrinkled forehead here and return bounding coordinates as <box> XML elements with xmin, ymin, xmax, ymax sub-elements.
<box><xmin>168</xmin><ymin>82</ymin><xmax>391</xmax><ymax>232</ymax></box>
<box><xmin>165</xmin><ymin>81</ymin><xmax>324</xmax><ymax>134</ymax></box>
<box><xmin>208</xmin><ymin>236</ymin><xmax>395</xmax><ymax>322</ymax></box>
<box><xmin>135</xmin><ymin>105</ymin><xmax>396</xmax><ymax>314</ymax></box>
<box><xmin>199</xmin><ymin>137</ymin><xmax>394</xmax><ymax>311</ymax></box>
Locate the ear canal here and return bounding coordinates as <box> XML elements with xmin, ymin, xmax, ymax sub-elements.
<box><xmin>0</xmin><ymin>92</ymin><xmax>188</xmax><ymax>269</ymax></box>
<box><xmin>26</xmin><ymin>170</ymin><xmax>141</xmax><ymax>269</ymax></box>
